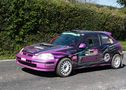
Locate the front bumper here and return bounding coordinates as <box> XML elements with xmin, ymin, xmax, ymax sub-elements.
<box><xmin>16</xmin><ymin>56</ymin><xmax>57</xmax><ymax>72</ymax></box>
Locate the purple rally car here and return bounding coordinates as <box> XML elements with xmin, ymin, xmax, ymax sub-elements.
<box><xmin>16</xmin><ymin>30</ymin><xmax>124</xmax><ymax>77</ymax></box>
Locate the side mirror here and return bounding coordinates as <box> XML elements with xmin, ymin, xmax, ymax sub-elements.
<box><xmin>79</xmin><ymin>43</ymin><xmax>86</xmax><ymax>49</ymax></box>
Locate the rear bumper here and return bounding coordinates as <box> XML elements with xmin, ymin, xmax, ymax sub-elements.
<box><xmin>16</xmin><ymin>59</ymin><xmax>56</xmax><ymax>72</ymax></box>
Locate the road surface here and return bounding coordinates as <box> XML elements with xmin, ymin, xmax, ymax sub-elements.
<box><xmin>0</xmin><ymin>54</ymin><xmax>126</xmax><ymax>90</ymax></box>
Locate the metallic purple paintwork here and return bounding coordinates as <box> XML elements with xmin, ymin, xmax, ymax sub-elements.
<box><xmin>16</xmin><ymin>30</ymin><xmax>123</xmax><ymax>73</ymax></box>
<box><xmin>16</xmin><ymin>44</ymin><xmax>73</xmax><ymax>71</ymax></box>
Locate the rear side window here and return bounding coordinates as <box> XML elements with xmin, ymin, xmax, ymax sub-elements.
<box><xmin>101</xmin><ymin>34</ymin><xmax>114</xmax><ymax>45</ymax></box>
<box><xmin>84</xmin><ymin>34</ymin><xmax>100</xmax><ymax>48</ymax></box>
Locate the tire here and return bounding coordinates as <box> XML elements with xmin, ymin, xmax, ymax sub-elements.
<box><xmin>56</xmin><ymin>58</ymin><xmax>72</xmax><ymax>77</ymax></box>
<box><xmin>111</xmin><ymin>54</ymin><xmax>122</xmax><ymax>69</ymax></box>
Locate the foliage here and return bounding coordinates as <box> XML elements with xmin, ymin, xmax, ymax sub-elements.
<box><xmin>0</xmin><ymin>0</ymin><xmax>126</xmax><ymax>59</ymax></box>
<box><xmin>120</xmin><ymin>41</ymin><xmax>126</xmax><ymax>51</ymax></box>
<box><xmin>117</xmin><ymin>0</ymin><xmax>126</xmax><ymax>7</ymax></box>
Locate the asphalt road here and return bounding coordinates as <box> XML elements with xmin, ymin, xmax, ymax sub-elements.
<box><xmin>0</xmin><ymin>54</ymin><xmax>126</xmax><ymax>90</ymax></box>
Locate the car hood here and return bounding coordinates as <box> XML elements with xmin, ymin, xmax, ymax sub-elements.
<box><xmin>22</xmin><ymin>43</ymin><xmax>76</xmax><ymax>55</ymax></box>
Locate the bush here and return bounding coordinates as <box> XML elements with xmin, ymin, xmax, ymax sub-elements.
<box><xmin>0</xmin><ymin>0</ymin><xmax>126</xmax><ymax>58</ymax></box>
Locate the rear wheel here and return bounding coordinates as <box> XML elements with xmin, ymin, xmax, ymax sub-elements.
<box><xmin>111</xmin><ymin>54</ymin><xmax>122</xmax><ymax>69</ymax></box>
<box><xmin>56</xmin><ymin>58</ymin><xmax>72</xmax><ymax>77</ymax></box>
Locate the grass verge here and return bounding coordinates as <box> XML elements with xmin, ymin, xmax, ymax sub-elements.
<box><xmin>0</xmin><ymin>55</ymin><xmax>15</xmax><ymax>60</ymax></box>
<box><xmin>120</xmin><ymin>41</ymin><xmax>126</xmax><ymax>51</ymax></box>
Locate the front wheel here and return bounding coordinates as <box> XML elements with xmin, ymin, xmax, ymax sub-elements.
<box><xmin>111</xmin><ymin>54</ymin><xmax>122</xmax><ymax>69</ymax></box>
<box><xmin>56</xmin><ymin>58</ymin><xmax>72</xmax><ymax>77</ymax></box>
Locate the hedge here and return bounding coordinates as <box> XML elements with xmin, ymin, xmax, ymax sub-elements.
<box><xmin>0</xmin><ymin>0</ymin><xmax>126</xmax><ymax>58</ymax></box>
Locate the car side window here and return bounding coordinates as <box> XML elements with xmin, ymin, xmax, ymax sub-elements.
<box><xmin>101</xmin><ymin>34</ymin><xmax>114</xmax><ymax>45</ymax></box>
<box><xmin>86</xmin><ymin>38</ymin><xmax>94</xmax><ymax>47</ymax></box>
<box><xmin>84</xmin><ymin>34</ymin><xmax>100</xmax><ymax>48</ymax></box>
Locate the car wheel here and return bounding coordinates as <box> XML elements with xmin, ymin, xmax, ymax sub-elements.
<box><xmin>111</xmin><ymin>54</ymin><xmax>122</xmax><ymax>69</ymax></box>
<box><xmin>56</xmin><ymin>58</ymin><xmax>72</xmax><ymax>77</ymax></box>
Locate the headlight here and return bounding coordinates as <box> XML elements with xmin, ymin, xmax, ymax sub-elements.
<box><xmin>37</xmin><ymin>53</ymin><xmax>54</xmax><ymax>60</ymax></box>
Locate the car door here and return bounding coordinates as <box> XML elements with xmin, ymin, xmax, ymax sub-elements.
<box><xmin>99</xmin><ymin>33</ymin><xmax>116</xmax><ymax>62</ymax></box>
<box><xmin>80</xmin><ymin>34</ymin><xmax>101</xmax><ymax>63</ymax></box>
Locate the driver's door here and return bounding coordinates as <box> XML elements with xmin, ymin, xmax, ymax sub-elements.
<box><xmin>80</xmin><ymin>34</ymin><xmax>101</xmax><ymax>63</ymax></box>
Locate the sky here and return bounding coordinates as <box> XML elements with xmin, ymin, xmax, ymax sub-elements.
<box><xmin>80</xmin><ymin>0</ymin><xmax>122</xmax><ymax>8</ymax></box>
<box><xmin>95</xmin><ymin>0</ymin><xmax>122</xmax><ymax>8</ymax></box>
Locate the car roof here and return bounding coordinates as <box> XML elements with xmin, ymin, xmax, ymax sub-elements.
<box><xmin>68</xmin><ymin>30</ymin><xmax>112</xmax><ymax>36</ymax></box>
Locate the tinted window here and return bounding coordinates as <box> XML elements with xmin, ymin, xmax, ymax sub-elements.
<box><xmin>52</xmin><ymin>33</ymin><xmax>80</xmax><ymax>46</ymax></box>
<box><xmin>84</xmin><ymin>34</ymin><xmax>100</xmax><ymax>48</ymax></box>
<box><xmin>101</xmin><ymin>34</ymin><xmax>114</xmax><ymax>45</ymax></box>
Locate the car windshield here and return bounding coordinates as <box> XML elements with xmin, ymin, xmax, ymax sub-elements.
<box><xmin>52</xmin><ymin>32</ymin><xmax>81</xmax><ymax>47</ymax></box>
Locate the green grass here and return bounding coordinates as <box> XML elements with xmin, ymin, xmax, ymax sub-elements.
<box><xmin>0</xmin><ymin>55</ymin><xmax>15</xmax><ymax>60</ymax></box>
<box><xmin>120</xmin><ymin>41</ymin><xmax>126</xmax><ymax>51</ymax></box>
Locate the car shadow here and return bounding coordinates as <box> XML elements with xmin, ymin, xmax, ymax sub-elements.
<box><xmin>121</xmin><ymin>64</ymin><xmax>126</xmax><ymax>68</ymax></box>
<box><xmin>22</xmin><ymin>64</ymin><xmax>126</xmax><ymax>77</ymax></box>
<box><xmin>22</xmin><ymin>68</ymin><xmax>56</xmax><ymax>78</ymax></box>
<box><xmin>71</xmin><ymin>66</ymin><xmax>111</xmax><ymax>76</ymax></box>
<box><xmin>71</xmin><ymin>64</ymin><xmax>126</xmax><ymax>76</ymax></box>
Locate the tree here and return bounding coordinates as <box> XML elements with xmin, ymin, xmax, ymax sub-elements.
<box><xmin>117</xmin><ymin>0</ymin><xmax>126</xmax><ymax>7</ymax></box>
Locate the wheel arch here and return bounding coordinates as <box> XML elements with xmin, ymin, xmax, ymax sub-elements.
<box><xmin>112</xmin><ymin>51</ymin><xmax>123</xmax><ymax>58</ymax></box>
<box><xmin>109</xmin><ymin>50</ymin><xmax>123</xmax><ymax>65</ymax></box>
<box><xmin>55</xmin><ymin>56</ymin><xmax>72</xmax><ymax>71</ymax></box>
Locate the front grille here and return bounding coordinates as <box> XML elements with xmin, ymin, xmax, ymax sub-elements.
<box><xmin>26</xmin><ymin>60</ymin><xmax>32</xmax><ymax>63</ymax></box>
<box><xmin>18</xmin><ymin>60</ymin><xmax>36</xmax><ymax>67</ymax></box>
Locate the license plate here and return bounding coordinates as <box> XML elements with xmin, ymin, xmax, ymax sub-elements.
<box><xmin>21</xmin><ymin>58</ymin><xmax>26</xmax><ymax>61</ymax></box>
